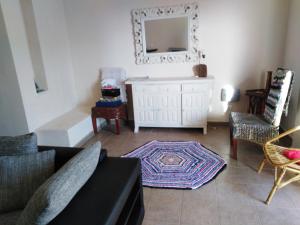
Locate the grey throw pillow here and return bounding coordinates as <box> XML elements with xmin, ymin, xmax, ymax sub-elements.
<box><xmin>17</xmin><ymin>142</ymin><xmax>101</xmax><ymax>225</ymax></box>
<box><xmin>0</xmin><ymin>151</ymin><xmax>55</xmax><ymax>213</ymax></box>
<box><xmin>0</xmin><ymin>133</ymin><xmax>38</xmax><ymax>156</ymax></box>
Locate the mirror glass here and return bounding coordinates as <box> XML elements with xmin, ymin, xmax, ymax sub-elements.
<box><xmin>144</xmin><ymin>17</ymin><xmax>189</xmax><ymax>54</ymax></box>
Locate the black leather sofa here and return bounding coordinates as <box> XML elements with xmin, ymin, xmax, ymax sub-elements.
<box><xmin>38</xmin><ymin>146</ymin><xmax>145</xmax><ymax>225</ymax></box>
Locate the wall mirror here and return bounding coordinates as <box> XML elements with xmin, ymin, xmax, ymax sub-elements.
<box><xmin>144</xmin><ymin>17</ymin><xmax>189</xmax><ymax>54</ymax></box>
<box><xmin>132</xmin><ymin>3</ymin><xmax>200</xmax><ymax>64</ymax></box>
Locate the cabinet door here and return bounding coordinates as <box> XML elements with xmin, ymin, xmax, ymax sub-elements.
<box><xmin>133</xmin><ymin>84</ymin><xmax>181</xmax><ymax>126</ymax></box>
<box><xmin>156</xmin><ymin>93</ymin><xmax>181</xmax><ymax>126</ymax></box>
<box><xmin>134</xmin><ymin>93</ymin><xmax>158</xmax><ymax>125</ymax></box>
<box><xmin>182</xmin><ymin>93</ymin><xmax>208</xmax><ymax>126</ymax></box>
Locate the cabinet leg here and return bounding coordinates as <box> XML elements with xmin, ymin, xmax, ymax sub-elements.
<box><xmin>134</xmin><ymin>126</ymin><xmax>139</xmax><ymax>133</ymax></box>
<box><xmin>203</xmin><ymin>126</ymin><xmax>207</xmax><ymax>135</ymax></box>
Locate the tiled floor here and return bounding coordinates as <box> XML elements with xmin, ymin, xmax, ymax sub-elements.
<box><xmin>84</xmin><ymin>125</ymin><xmax>300</xmax><ymax>225</ymax></box>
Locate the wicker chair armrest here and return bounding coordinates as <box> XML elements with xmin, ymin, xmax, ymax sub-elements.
<box><xmin>280</xmin><ymin>158</ymin><xmax>300</xmax><ymax>167</ymax></box>
<box><xmin>266</xmin><ymin>126</ymin><xmax>300</xmax><ymax>145</ymax></box>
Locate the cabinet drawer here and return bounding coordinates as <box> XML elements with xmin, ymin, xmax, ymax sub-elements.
<box><xmin>158</xmin><ymin>84</ymin><xmax>181</xmax><ymax>92</ymax></box>
<box><xmin>135</xmin><ymin>84</ymin><xmax>180</xmax><ymax>93</ymax></box>
<box><xmin>182</xmin><ymin>84</ymin><xmax>209</xmax><ymax>92</ymax></box>
<box><xmin>135</xmin><ymin>85</ymin><xmax>158</xmax><ymax>92</ymax></box>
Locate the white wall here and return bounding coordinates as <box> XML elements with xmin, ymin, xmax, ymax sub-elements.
<box><xmin>63</xmin><ymin>0</ymin><xmax>289</xmax><ymax>122</ymax></box>
<box><xmin>0</xmin><ymin>0</ymin><xmax>77</xmax><ymax>133</ymax></box>
<box><xmin>0</xmin><ymin>4</ymin><xmax>29</xmax><ymax>135</ymax></box>
<box><xmin>281</xmin><ymin>0</ymin><xmax>300</xmax><ymax>130</ymax></box>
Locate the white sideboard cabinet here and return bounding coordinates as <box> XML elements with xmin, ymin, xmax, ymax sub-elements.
<box><xmin>125</xmin><ymin>77</ymin><xmax>214</xmax><ymax>134</ymax></box>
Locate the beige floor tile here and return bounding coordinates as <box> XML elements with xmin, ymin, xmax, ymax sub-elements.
<box><xmin>246</xmin><ymin>183</ymin><xmax>296</xmax><ymax>209</ymax></box>
<box><xmin>82</xmin><ymin>125</ymin><xmax>300</xmax><ymax>225</ymax></box>
<box><xmin>284</xmin><ymin>184</ymin><xmax>300</xmax><ymax>208</ymax></box>
<box><xmin>217</xmin><ymin>182</ymin><xmax>254</xmax><ymax>209</ymax></box>
<box><xmin>143</xmin><ymin>188</ymin><xmax>153</xmax><ymax>210</ymax></box>
<box><xmin>142</xmin><ymin>219</ymin><xmax>179</xmax><ymax>225</ymax></box>
<box><xmin>219</xmin><ymin>206</ymin><xmax>261</xmax><ymax>225</ymax></box>
<box><xmin>257</xmin><ymin>207</ymin><xmax>300</xmax><ymax>225</ymax></box>
<box><xmin>145</xmin><ymin>189</ymin><xmax>183</xmax><ymax>224</ymax></box>
<box><xmin>181</xmin><ymin>188</ymin><xmax>219</xmax><ymax>225</ymax></box>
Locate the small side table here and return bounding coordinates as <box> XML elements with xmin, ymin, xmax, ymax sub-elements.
<box><xmin>245</xmin><ymin>89</ymin><xmax>266</xmax><ymax>114</ymax></box>
<box><xmin>91</xmin><ymin>104</ymin><xmax>127</xmax><ymax>135</ymax></box>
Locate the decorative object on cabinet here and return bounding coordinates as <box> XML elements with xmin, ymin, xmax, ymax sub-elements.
<box><xmin>257</xmin><ymin>126</ymin><xmax>300</xmax><ymax>205</ymax></box>
<box><xmin>132</xmin><ymin>2</ymin><xmax>200</xmax><ymax>64</ymax></box>
<box><xmin>193</xmin><ymin>64</ymin><xmax>207</xmax><ymax>77</ymax></box>
<box><xmin>123</xmin><ymin>140</ymin><xmax>226</xmax><ymax>189</ymax></box>
<box><xmin>125</xmin><ymin>77</ymin><xmax>213</xmax><ymax>134</ymax></box>
<box><xmin>245</xmin><ymin>71</ymin><xmax>272</xmax><ymax>114</ymax></box>
<box><xmin>193</xmin><ymin>51</ymin><xmax>207</xmax><ymax>77</ymax></box>
<box><xmin>229</xmin><ymin>68</ymin><xmax>294</xmax><ymax>160</ymax></box>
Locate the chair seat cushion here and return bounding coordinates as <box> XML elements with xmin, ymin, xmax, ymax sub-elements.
<box><xmin>230</xmin><ymin>112</ymin><xmax>279</xmax><ymax>144</ymax></box>
<box><xmin>0</xmin><ymin>211</ymin><xmax>22</xmax><ymax>225</ymax></box>
<box><xmin>283</xmin><ymin>150</ymin><xmax>300</xmax><ymax>164</ymax></box>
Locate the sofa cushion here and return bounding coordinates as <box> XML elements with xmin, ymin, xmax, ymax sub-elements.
<box><xmin>17</xmin><ymin>142</ymin><xmax>101</xmax><ymax>225</ymax></box>
<box><xmin>0</xmin><ymin>151</ymin><xmax>55</xmax><ymax>213</ymax></box>
<box><xmin>0</xmin><ymin>210</ymin><xmax>22</xmax><ymax>225</ymax></box>
<box><xmin>0</xmin><ymin>133</ymin><xmax>38</xmax><ymax>156</ymax></box>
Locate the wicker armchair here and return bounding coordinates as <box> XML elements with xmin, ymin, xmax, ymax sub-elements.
<box><xmin>229</xmin><ymin>68</ymin><xmax>294</xmax><ymax>159</ymax></box>
<box><xmin>257</xmin><ymin>126</ymin><xmax>300</xmax><ymax>205</ymax></box>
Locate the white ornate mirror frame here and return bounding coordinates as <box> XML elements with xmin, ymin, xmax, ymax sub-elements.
<box><xmin>132</xmin><ymin>2</ymin><xmax>200</xmax><ymax>64</ymax></box>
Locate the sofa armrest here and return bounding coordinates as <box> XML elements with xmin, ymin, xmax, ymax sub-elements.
<box><xmin>38</xmin><ymin>146</ymin><xmax>107</xmax><ymax>171</ymax></box>
<box><xmin>48</xmin><ymin>157</ymin><xmax>144</xmax><ymax>225</ymax></box>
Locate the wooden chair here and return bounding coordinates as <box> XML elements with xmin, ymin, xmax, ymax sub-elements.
<box><xmin>258</xmin><ymin>126</ymin><xmax>300</xmax><ymax>205</ymax></box>
<box><xmin>229</xmin><ymin>68</ymin><xmax>294</xmax><ymax>159</ymax></box>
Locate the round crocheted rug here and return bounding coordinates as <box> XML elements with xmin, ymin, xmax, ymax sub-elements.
<box><xmin>123</xmin><ymin>140</ymin><xmax>226</xmax><ymax>189</ymax></box>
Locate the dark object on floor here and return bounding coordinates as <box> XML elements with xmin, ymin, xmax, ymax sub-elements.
<box><xmin>245</xmin><ymin>71</ymin><xmax>272</xmax><ymax>114</ymax></box>
<box><xmin>123</xmin><ymin>140</ymin><xmax>226</xmax><ymax>189</ymax></box>
<box><xmin>38</xmin><ymin>145</ymin><xmax>144</xmax><ymax>225</ymax></box>
<box><xmin>92</xmin><ymin>104</ymin><xmax>127</xmax><ymax>135</ymax></box>
<box><xmin>229</xmin><ymin>68</ymin><xmax>294</xmax><ymax>160</ymax></box>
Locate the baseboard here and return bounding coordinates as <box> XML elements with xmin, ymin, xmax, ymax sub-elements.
<box><xmin>208</xmin><ymin>121</ymin><xmax>229</xmax><ymax>126</ymax></box>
